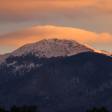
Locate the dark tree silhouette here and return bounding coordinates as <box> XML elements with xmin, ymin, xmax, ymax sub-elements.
<box><xmin>0</xmin><ymin>107</ymin><xmax>6</xmax><ymax>112</ymax></box>
<box><xmin>11</xmin><ymin>105</ymin><xmax>39</xmax><ymax>112</ymax></box>
<box><xmin>86</xmin><ymin>107</ymin><xmax>109</xmax><ymax>112</ymax></box>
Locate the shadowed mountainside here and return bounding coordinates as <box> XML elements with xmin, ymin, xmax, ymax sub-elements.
<box><xmin>0</xmin><ymin>52</ymin><xmax>112</xmax><ymax>112</ymax></box>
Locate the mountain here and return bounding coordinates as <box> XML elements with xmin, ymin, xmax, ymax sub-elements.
<box><xmin>0</xmin><ymin>39</ymin><xmax>112</xmax><ymax>112</ymax></box>
<box><xmin>0</xmin><ymin>39</ymin><xmax>95</xmax><ymax>63</ymax></box>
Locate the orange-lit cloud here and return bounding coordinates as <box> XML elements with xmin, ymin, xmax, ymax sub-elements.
<box><xmin>0</xmin><ymin>25</ymin><xmax>112</xmax><ymax>53</ymax></box>
<box><xmin>0</xmin><ymin>0</ymin><xmax>112</xmax><ymax>22</ymax></box>
<box><xmin>0</xmin><ymin>0</ymin><xmax>111</xmax><ymax>12</ymax></box>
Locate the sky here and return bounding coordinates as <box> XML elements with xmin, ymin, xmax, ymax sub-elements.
<box><xmin>0</xmin><ymin>0</ymin><xmax>112</xmax><ymax>54</ymax></box>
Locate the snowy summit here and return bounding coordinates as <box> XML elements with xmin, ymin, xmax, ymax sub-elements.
<box><xmin>11</xmin><ymin>39</ymin><xmax>94</xmax><ymax>58</ymax></box>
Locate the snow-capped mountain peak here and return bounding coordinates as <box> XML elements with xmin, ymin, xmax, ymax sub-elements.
<box><xmin>11</xmin><ymin>39</ymin><xmax>94</xmax><ymax>58</ymax></box>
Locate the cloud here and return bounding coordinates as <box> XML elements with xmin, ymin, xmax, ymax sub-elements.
<box><xmin>0</xmin><ymin>0</ymin><xmax>112</xmax><ymax>22</ymax></box>
<box><xmin>0</xmin><ymin>25</ymin><xmax>112</xmax><ymax>53</ymax></box>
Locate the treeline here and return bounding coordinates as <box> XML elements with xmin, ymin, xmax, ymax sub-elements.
<box><xmin>0</xmin><ymin>105</ymin><xmax>40</xmax><ymax>112</ymax></box>
<box><xmin>0</xmin><ymin>106</ymin><xmax>110</xmax><ymax>112</ymax></box>
<box><xmin>86</xmin><ymin>106</ymin><xmax>109</xmax><ymax>112</ymax></box>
